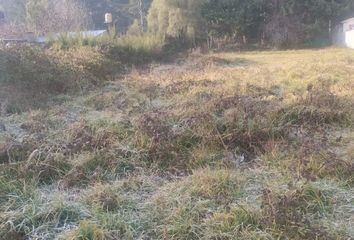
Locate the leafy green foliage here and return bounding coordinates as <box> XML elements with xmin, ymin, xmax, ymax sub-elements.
<box><xmin>147</xmin><ymin>0</ymin><xmax>208</xmax><ymax>43</ymax></box>
<box><xmin>147</xmin><ymin>0</ymin><xmax>354</xmax><ymax>47</ymax></box>
<box><xmin>201</xmin><ymin>0</ymin><xmax>265</xmax><ymax>40</ymax></box>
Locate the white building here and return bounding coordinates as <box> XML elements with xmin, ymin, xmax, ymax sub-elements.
<box><xmin>342</xmin><ymin>18</ymin><xmax>354</xmax><ymax>32</ymax></box>
<box><xmin>342</xmin><ymin>18</ymin><xmax>354</xmax><ymax>48</ymax></box>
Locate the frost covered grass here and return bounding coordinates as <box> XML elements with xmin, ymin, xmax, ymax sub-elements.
<box><xmin>0</xmin><ymin>47</ymin><xmax>353</xmax><ymax>239</ymax></box>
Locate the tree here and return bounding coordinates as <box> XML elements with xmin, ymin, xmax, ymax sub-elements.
<box><xmin>201</xmin><ymin>0</ymin><xmax>266</xmax><ymax>44</ymax></box>
<box><xmin>147</xmin><ymin>0</ymin><xmax>208</xmax><ymax>42</ymax></box>
<box><xmin>126</xmin><ymin>18</ymin><xmax>142</xmax><ymax>35</ymax></box>
<box><xmin>263</xmin><ymin>0</ymin><xmax>354</xmax><ymax>47</ymax></box>
<box><xmin>25</xmin><ymin>0</ymin><xmax>91</xmax><ymax>33</ymax></box>
<box><xmin>0</xmin><ymin>0</ymin><xmax>26</xmax><ymax>23</ymax></box>
<box><xmin>200</xmin><ymin>0</ymin><xmax>354</xmax><ymax>47</ymax></box>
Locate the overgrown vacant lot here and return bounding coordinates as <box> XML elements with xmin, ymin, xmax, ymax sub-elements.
<box><xmin>1</xmin><ymin>48</ymin><xmax>354</xmax><ymax>239</ymax></box>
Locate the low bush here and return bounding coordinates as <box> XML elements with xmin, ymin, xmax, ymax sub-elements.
<box><xmin>101</xmin><ymin>34</ymin><xmax>166</xmax><ymax>65</ymax></box>
<box><xmin>0</xmin><ymin>45</ymin><xmax>119</xmax><ymax>113</ymax></box>
<box><xmin>0</xmin><ymin>46</ymin><xmax>71</xmax><ymax>112</ymax></box>
<box><xmin>52</xmin><ymin>33</ymin><xmax>166</xmax><ymax>66</ymax></box>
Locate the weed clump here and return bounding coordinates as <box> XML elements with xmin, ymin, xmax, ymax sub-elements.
<box><xmin>204</xmin><ymin>207</ymin><xmax>261</xmax><ymax>239</ymax></box>
<box><xmin>0</xmin><ymin>140</ymin><xmax>34</xmax><ymax>164</ymax></box>
<box><xmin>276</xmin><ymin>105</ymin><xmax>346</xmax><ymax>126</ymax></box>
<box><xmin>261</xmin><ymin>184</ymin><xmax>334</xmax><ymax>239</ymax></box>
<box><xmin>276</xmin><ymin>86</ymin><xmax>352</xmax><ymax>127</ymax></box>
<box><xmin>66</xmin><ymin>122</ymin><xmax>116</xmax><ymax>154</ymax></box>
<box><xmin>61</xmin><ymin>220</ymin><xmax>106</xmax><ymax>240</ymax></box>
<box><xmin>85</xmin><ymin>184</ymin><xmax>136</xmax><ymax>212</ymax></box>
<box><xmin>263</xmin><ymin>150</ymin><xmax>354</xmax><ymax>185</ymax></box>
<box><xmin>136</xmin><ymin>111</ymin><xmax>201</xmax><ymax>170</ymax></box>
<box><xmin>0</xmin><ymin>179</ymin><xmax>84</xmax><ymax>239</ymax></box>
<box><xmin>147</xmin><ymin>169</ymin><xmax>250</xmax><ymax>239</ymax></box>
<box><xmin>24</xmin><ymin>152</ymin><xmax>72</xmax><ymax>184</ymax></box>
<box><xmin>214</xmin><ymin>95</ymin><xmax>284</xmax><ymax>159</ymax></box>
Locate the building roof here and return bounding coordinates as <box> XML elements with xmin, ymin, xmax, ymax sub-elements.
<box><xmin>342</xmin><ymin>17</ymin><xmax>354</xmax><ymax>24</ymax></box>
<box><xmin>55</xmin><ymin>30</ymin><xmax>107</xmax><ymax>39</ymax></box>
<box><xmin>1</xmin><ymin>30</ymin><xmax>108</xmax><ymax>44</ymax></box>
<box><xmin>44</xmin><ymin>30</ymin><xmax>107</xmax><ymax>42</ymax></box>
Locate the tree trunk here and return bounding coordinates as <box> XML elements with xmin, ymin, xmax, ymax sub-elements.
<box><xmin>138</xmin><ymin>0</ymin><xmax>144</xmax><ymax>32</ymax></box>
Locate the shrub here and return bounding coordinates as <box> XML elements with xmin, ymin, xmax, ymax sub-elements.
<box><xmin>51</xmin><ymin>33</ymin><xmax>166</xmax><ymax>66</ymax></box>
<box><xmin>0</xmin><ymin>45</ymin><xmax>71</xmax><ymax>112</ymax></box>
<box><xmin>101</xmin><ymin>34</ymin><xmax>166</xmax><ymax>65</ymax></box>
<box><xmin>0</xmin><ymin>45</ymin><xmax>119</xmax><ymax>112</ymax></box>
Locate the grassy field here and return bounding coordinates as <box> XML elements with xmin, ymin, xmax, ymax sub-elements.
<box><xmin>0</xmin><ymin>48</ymin><xmax>353</xmax><ymax>239</ymax></box>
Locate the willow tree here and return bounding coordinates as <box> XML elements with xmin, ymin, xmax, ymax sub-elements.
<box><xmin>147</xmin><ymin>0</ymin><xmax>208</xmax><ymax>42</ymax></box>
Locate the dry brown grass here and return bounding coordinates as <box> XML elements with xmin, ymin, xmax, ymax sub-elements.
<box><xmin>0</xmin><ymin>47</ymin><xmax>353</xmax><ymax>239</ymax></box>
